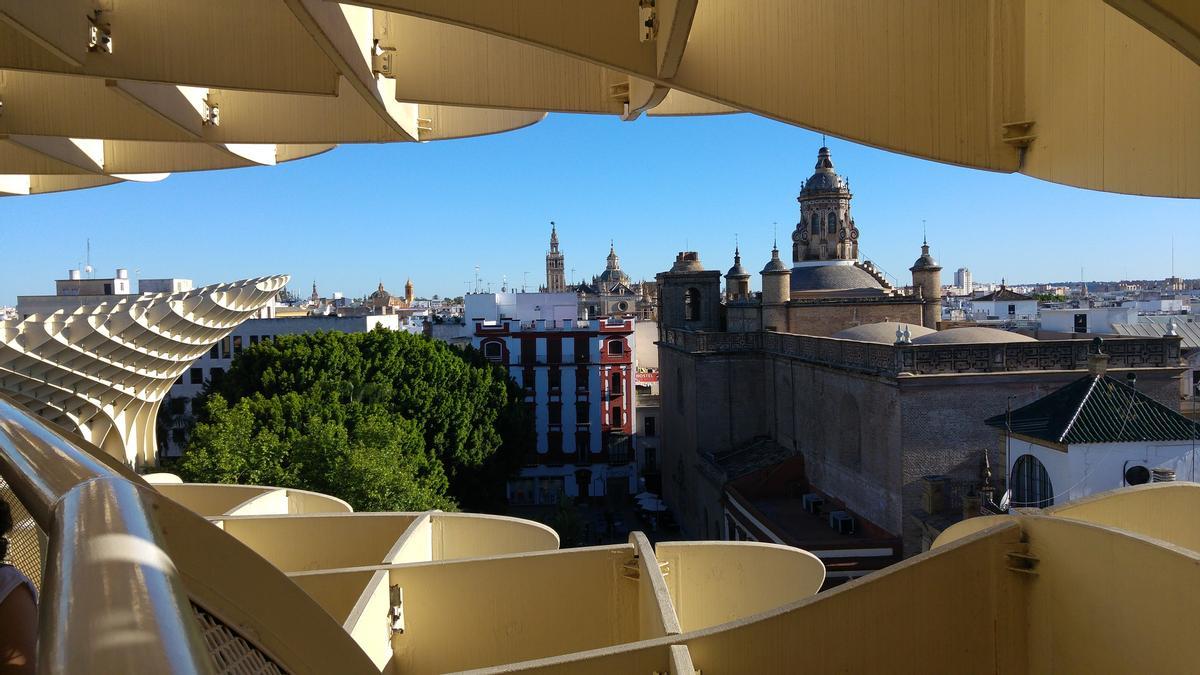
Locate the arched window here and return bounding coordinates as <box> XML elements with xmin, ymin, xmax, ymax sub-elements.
<box><xmin>684</xmin><ymin>287</ymin><xmax>701</xmax><ymax>321</ymax></box>
<box><xmin>810</xmin><ymin>213</ymin><xmax>820</xmax><ymax>236</ymax></box>
<box><xmin>607</xmin><ymin>340</ymin><xmax>624</xmax><ymax>355</ymax></box>
<box><xmin>611</xmin><ymin>371</ymin><xmax>622</xmax><ymax>395</ymax></box>
<box><xmin>483</xmin><ymin>342</ymin><xmax>502</xmax><ymax>361</ymax></box>
<box><xmin>1011</xmin><ymin>454</ymin><xmax>1054</xmax><ymax>508</ymax></box>
<box><xmin>827</xmin><ymin>211</ymin><xmax>837</xmax><ymax>234</ymax></box>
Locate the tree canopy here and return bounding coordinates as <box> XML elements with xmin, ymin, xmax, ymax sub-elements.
<box><xmin>177</xmin><ymin>329</ymin><xmax>529</xmax><ymax>512</ymax></box>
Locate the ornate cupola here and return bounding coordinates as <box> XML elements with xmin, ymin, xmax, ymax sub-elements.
<box><xmin>725</xmin><ymin>244</ymin><xmax>752</xmax><ymax>300</ymax></box>
<box><xmin>597</xmin><ymin>241</ymin><xmax>631</xmax><ymax>286</ymax></box>
<box><xmin>792</xmin><ymin>146</ymin><xmax>858</xmax><ymax>264</ymax></box>
<box><xmin>909</xmin><ymin>236</ymin><xmax>943</xmax><ymax>328</ymax></box>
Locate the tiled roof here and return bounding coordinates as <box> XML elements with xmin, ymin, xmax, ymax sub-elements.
<box><xmin>789</xmin><ymin>264</ymin><xmax>885</xmax><ymax>292</ymax></box>
<box><xmin>974</xmin><ymin>287</ymin><xmax>1034</xmax><ymax>302</ymax></box>
<box><xmin>985</xmin><ymin>374</ymin><xmax>1200</xmax><ymax>446</ymax></box>
<box><xmin>1113</xmin><ymin>320</ymin><xmax>1200</xmax><ymax>350</ymax></box>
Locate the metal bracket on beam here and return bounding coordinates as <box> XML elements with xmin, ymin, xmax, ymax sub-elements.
<box><xmin>372</xmin><ymin>40</ymin><xmax>396</xmax><ymax>78</ymax></box>
<box><xmin>388</xmin><ymin>584</ymin><xmax>404</xmax><ymax>635</ymax></box>
<box><xmin>1006</xmin><ymin>549</ymin><xmax>1039</xmax><ymax>576</ymax></box>
<box><xmin>1001</xmin><ymin>120</ymin><xmax>1036</xmax><ymax>148</ymax></box>
<box><xmin>202</xmin><ymin>97</ymin><xmax>220</xmax><ymax>127</ymax></box>
<box><xmin>622</xmin><ymin>558</ymin><xmax>640</xmax><ymax>580</ymax></box>
<box><xmin>639</xmin><ymin>0</ymin><xmax>658</xmax><ymax>43</ymax></box>
<box><xmin>87</xmin><ymin>11</ymin><xmax>112</xmax><ymax>54</ymax></box>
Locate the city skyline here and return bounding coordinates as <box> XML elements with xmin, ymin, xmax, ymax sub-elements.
<box><xmin>3</xmin><ymin>112</ymin><xmax>1198</xmax><ymax>304</ymax></box>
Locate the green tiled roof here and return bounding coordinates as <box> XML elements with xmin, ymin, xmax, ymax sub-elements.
<box><xmin>985</xmin><ymin>374</ymin><xmax>1200</xmax><ymax>446</ymax></box>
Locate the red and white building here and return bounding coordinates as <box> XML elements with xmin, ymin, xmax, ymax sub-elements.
<box><xmin>470</xmin><ymin>292</ymin><xmax>636</xmax><ymax>505</ymax></box>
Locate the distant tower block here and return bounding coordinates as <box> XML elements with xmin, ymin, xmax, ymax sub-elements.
<box><xmin>544</xmin><ymin>222</ymin><xmax>567</xmax><ymax>293</ymax></box>
<box><xmin>955</xmin><ymin>267</ymin><xmax>973</xmax><ymax>294</ymax></box>
<box><xmin>910</xmin><ymin>239</ymin><xmax>943</xmax><ymax>328</ymax></box>
<box><xmin>0</xmin><ymin>275</ymin><xmax>288</xmax><ymax>466</ymax></box>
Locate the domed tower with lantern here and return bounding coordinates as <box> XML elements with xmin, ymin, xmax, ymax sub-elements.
<box><xmin>793</xmin><ymin>146</ymin><xmax>858</xmax><ymax>264</ymax></box>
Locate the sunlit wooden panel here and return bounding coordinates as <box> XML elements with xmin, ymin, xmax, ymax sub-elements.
<box><xmin>416</xmin><ymin>104</ymin><xmax>545</xmax><ymax>141</ymax></box>
<box><xmin>1022</xmin><ymin>0</ymin><xmax>1200</xmax><ymax>196</ymax></box>
<box><xmin>0</xmin><ymin>0</ymin><xmax>340</xmax><ymax>95</ymax></box>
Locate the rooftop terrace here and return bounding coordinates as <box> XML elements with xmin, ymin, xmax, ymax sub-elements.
<box><xmin>3</xmin><ymin>389</ymin><xmax>1200</xmax><ymax>673</ymax></box>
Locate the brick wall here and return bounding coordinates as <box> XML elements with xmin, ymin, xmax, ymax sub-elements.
<box><xmin>787</xmin><ymin>302</ymin><xmax>925</xmax><ymax>336</ymax></box>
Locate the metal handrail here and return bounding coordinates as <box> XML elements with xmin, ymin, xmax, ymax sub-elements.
<box><xmin>0</xmin><ymin>395</ymin><xmax>216</xmax><ymax>674</ymax></box>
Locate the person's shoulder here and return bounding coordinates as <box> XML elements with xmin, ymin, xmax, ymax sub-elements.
<box><xmin>0</xmin><ymin>564</ymin><xmax>35</xmax><ymax>603</ymax></box>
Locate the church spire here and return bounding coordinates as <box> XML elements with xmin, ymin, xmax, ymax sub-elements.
<box><xmin>544</xmin><ymin>221</ymin><xmax>566</xmax><ymax>292</ymax></box>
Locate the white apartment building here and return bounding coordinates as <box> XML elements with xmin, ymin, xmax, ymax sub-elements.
<box><xmin>954</xmin><ymin>267</ymin><xmax>973</xmax><ymax>294</ymax></box>
<box><xmin>469</xmin><ymin>292</ymin><xmax>638</xmax><ymax>505</ymax></box>
<box><xmin>16</xmin><ymin>268</ymin><xmax>193</xmax><ymax>317</ymax></box>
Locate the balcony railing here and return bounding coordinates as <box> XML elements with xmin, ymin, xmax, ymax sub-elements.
<box><xmin>0</xmin><ymin>393</ymin><xmax>376</xmax><ymax>674</ymax></box>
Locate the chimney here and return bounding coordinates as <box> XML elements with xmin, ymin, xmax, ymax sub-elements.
<box><xmin>962</xmin><ymin>492</ymin><xmax>982</xmax><ymax>519</ymax></box>
<box><xmin>1087</xmin><ymin>336</ymin><xmax>1108</xmax><ymax>376</ymax></box>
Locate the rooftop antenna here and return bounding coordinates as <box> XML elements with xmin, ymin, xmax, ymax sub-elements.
<box><xmin>821</xmin><ymin>133</ymin><xmax>826</xmax><ymax>147</ymax></box>
<box><xmin>922</xmin><ymin>219</ymin><xmax>927</xmax><ymax>245</ymax></box>
<box><xmin>474</xmin><ymin>265</ymin><xmax>480</xmax><ymax>294</ymax></box>
<box><xmin>522</xmin><ymin>271</ymin><xmax>529</xmax><ymax>293</ymax></box>
<box><xmin>84</xmin><ymin>238</ymin><xmax>93</xmax><ymax>278</ymax></box>
<box><xmin>1172</xmin><ymin>234</ymin><xmax>1176</xmax><ymax>278</ymax></box>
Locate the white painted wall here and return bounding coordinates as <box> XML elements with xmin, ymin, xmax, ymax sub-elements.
<box><xmin>465</xmin><ymin>292</ymin><xmax>578</xmax><ymax>323</ymax></box>
<box><xmin>969</xmin><ymin>298</ymin><xmax>1038</xmax><ymax>320</ymax></box>
<box><xmin>1006</xmin><ymin>437</ymin><xmax>1199</xmax><ymax>507</ymax></box>
<box><xmin>1040</xmin><ymin>306</ymin><xmax>1137</xmax><ymax>334</ymax></box>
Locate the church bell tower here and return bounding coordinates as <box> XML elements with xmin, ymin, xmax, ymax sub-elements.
<box><xmin>544</xmin><ymin>222</ymin><xmax>567</xmax><ymax>293</ymax></box>
<box><xmin>792</xmin><ymin>146</ymin><xmax>857</xmax><ymax>264</ymax></box>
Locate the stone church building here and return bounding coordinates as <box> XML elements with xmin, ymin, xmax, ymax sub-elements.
<box><xmin>540</xmin><ymin>223</ymin><xmax>657</xmax><ymax>321</ymax></box>
<box><xmin>656</xmin><ymin>148</ymin><xmax>1190</xmax><ymax>557</ymax></box>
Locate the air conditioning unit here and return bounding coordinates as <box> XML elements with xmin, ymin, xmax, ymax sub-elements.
<box><xmin>829</xmin><ymin>510</ymin><xmax>855</xmax><ymax>535</ymax></box>
<box><xmin>1152</xmin><ymin>468</ymin><xmax>1177</xmax><ymax>482</ymax></box>
<box><xmin>1124</xmin><ymin>463</ymin><xmax>1151</xmax><ymax>486</ymax></box>
<box><xmin>802</xmin><ymin>493</ymin><xmax>824</xmax><ymax>515</ymax></box>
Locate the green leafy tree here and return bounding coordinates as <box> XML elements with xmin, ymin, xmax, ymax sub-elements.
<box><xmin>178</xmin><ymin>329</ymin><xmax>528</xmax><ymax>512</ymax></box>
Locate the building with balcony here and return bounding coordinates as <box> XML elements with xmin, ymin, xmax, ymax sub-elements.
<box><xmin>470</xmin><ymin>293</ymin><xmax>636</xmax><ymax>504</ymax></box>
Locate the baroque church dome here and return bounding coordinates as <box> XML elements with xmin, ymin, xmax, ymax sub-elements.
<box><xmin>597</xmin><ymin>243</ymin><xmax>631</xmax><ymax>285</ymax></box>
<box><xmin>833</xmin><ymin>322</ymin><xmax>937</xmax><ymax>344</ymax></box>
<box><xmin>800</xmin><ymin>146</ymin><xmax>848</xmax><ymax>195</ymax></box>
<box><xmin>912</xmin><ymin>327</ymin><xmax>1037</xmax><ymax>344</ymax></box>
<box><xmin>789</xmin><ymin>264</ymin><xmax>883</xmax><ymax>293</ymax></box>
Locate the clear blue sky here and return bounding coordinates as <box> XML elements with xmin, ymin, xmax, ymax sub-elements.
<box><xmin>2</xmin><ymin>112</ymin><xmax>1197</xmax><ymax>303</ymax></box>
